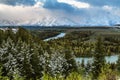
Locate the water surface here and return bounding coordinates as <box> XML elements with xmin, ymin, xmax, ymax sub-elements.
<box><xmin>75</xmin><ymin>55</ymin><xmax>119</xmax><ymax>65</ymax></box>
<box><xmin>44</xmin><ymin>33</ymin><xmax>66</xmax><ymax>41</ymax></box>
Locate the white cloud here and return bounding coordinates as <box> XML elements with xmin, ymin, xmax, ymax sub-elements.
<box><xmin>0</xmin><ymin>2</ymin><xmax>120</xmax><ymax>26</ymax></box>
<box><xmin>102</xmin><ymin>5</ymin><xmax>120</xmax><ymax>17</ymax></box>
<box><xmin>103</xmin><ymin>5</ymin><xmax>112</xmax><ymax>11</ymax></box>
<box><xmin>34</xmin><ymin>2</ymin><xmax>44</xmax><ymax>8</ymax></box>
<box><xmin>0</xmin><ymin>4</ymin><xmax>50</xmax><ymax>23</ymax></box>
<box><xmin>0</xmin><ymin>3</ymin><xmax>75</xmax><ymax>25</ymax></box>
<box><xmin>57</xmin><ymin>0</ymin><xmax>90</xmax><ymax>8</ymax></box>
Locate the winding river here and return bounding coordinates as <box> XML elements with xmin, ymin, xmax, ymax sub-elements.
<box><xmin>43</xmin><ymin>32</ymin><xmax>119</xmax><ymax>64</ymax></box>
<box><xmin>44</xmin><ymin>33</ymin><xmax>66</xmax><ymax>41</ymax></box>
<box><xmin>75</xmin><ymin>55</ymin><xmax>119</xmax><ymax>65</ymax></box>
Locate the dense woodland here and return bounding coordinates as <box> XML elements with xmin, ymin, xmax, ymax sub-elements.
<box><xmin>0</xmin><ymin>27</ymin><xmax>120</xmax><ymax>80</ymax></box>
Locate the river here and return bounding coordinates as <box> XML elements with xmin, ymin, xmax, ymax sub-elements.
<box><xmin>75</xmin><ymin>55</ymin><xmax>119</xmax><ymax>65</ymax></box>
<box><xmin>43</xmin><ymin>33</ymin><xmax>119</xmax><ymax>65</ymax></box>
<box><xmin>44</xmin><ymin>33</ymin><xmax>66</xmax><ymax>41</ymax></box>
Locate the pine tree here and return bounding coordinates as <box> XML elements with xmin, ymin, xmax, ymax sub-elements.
<box><xmin>30</xmin><ymin>43</ymin><xmax>44</xmax><ymax>80</ymax></box>
<box><xmin>85</xmin><ymin>61</ymin><xmax>92</xmax><ymax>76</ymax></box>
<box><xmin>0</xmin><ymin>30</ymin><xmax>5</xmax><ymax>45</ymax></box>
<box><xmin>16</xmin><ymin>41</ymin><xmax>33</xmax><ymax>79</ymax></box>
<box><xmin>4</xmin><ymin>29</ymin><xmax>15</xmax><ymax>41</ymax></box>
<box><xmin>63</xmin><ymin>50</ymin><xmax>77</xmax><ymax>78</ymax></box>
<box><xmin>81</xmin><ymin>59</ymin><xmax>85</xmax><ymax>68</ymax></box>
<box><xmin>117</xmin><ymin>55</ymin><xmax>120</xmax><ymax>73</ymax></box>
<box><xmin>47</xmin><ymin>51</ymin><xmax>68</xmax><ymax>77</ymax></box>
<box><xmin>0</xmin><ymin>38</ymin><xmax>17</xmax><ymax>78</ymax></box>
<box><xmin>16</xmin><ymin>27</ymin><xmax>32</xmax><ymax>43</ymax></box>
<box><xmin>92</xmin><ymin>37</ymin><xmax>106</xmax><ymax>79</ymax></box>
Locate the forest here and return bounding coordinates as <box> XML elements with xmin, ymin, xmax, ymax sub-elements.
<box><xmin>0</xmin><ymin>27</ymin><xmax>120</xmax><ymax>80</ymax></box>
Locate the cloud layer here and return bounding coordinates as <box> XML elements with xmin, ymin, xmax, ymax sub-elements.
<box><xmin>0</xmin><ymin>0</ymin><xmax>35</xmax><ymax>6</ymax></box>
<box><xmin>0</xmin><ymin>0</ymin><xmax>120</xmax><ymax>26</ymax></box>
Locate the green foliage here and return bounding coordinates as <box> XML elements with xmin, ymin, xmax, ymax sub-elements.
<box><xmin>31</xmin><ymin>30</ymin><xmax>61</xmax><ymax>40</ymax></box>
<box><xmin>98</xmin><ymin>64</ymin><xmax>117</xmax><ymax>80</ymax></box>
<box><xmin>92</xmin><ymin>37</ymin><xmax>106</xmax><ymax>79</ymax></box>
<box><xmin>0</xmin><ymin>27</ymin><xmax>120</xmax><ymax>80</ymax></box>
<box><xmin>66</xmin><ymin>72</ymin><xmax>83</xmax><ymax>80</ymax></box>
<box><xmin>117</xmin><ymin>55</ymin><xmax>120</xmax><ymax>73</ymax></box>
<box><xmin>12</xmin><ymin>74</ymin><xmax>25</xmax><ymax>80</ymax></box>
<box><xmin>42</xmin><ymin>72</ymin><xmax>89</xmax><ymax>80</ymax></box>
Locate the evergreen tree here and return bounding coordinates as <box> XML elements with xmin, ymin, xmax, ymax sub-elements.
<box><xmin>16</xmin><ymin>28</ymin><xmax>32</xmax><ymax>43</ymax></box>
<box><xmin>30</xmin><ymin>43</ymin><xmax>44</xmax><ymax>80</ymax></box>
<box><xmin>16</xmin><ymin>42</ymin><xmax>33</xmax><ymax>80</ymax></box>
<box><xmin>4</xmin><ymin>29</ymin><xmax>15</xmax><ymax>41</ymax></box>
<box><xmin>81</xmin><ymin>59</ymin><xmax>85</xmax><ymax>68</ymax></box>
<box><xmin>0</xmin><ymin>38</ymin><xmax>17</xmax><ymax>78</ymax></box>
<box><xmin>85</xmin><ymin>61</ymin><xmax>92</xmax><ymax>76</ymax></box>
<box><xmin>0</xmin><ymin>30</ymin><xmax>5</xmax><ymax>45</ymax></box>
<box><xmin>117</xmin><ymin>55</ymin><xmax>120</xmax><ymax>73</ymax></box>
<box><xmin>92</xmin><ymin>37</ymin><xmax>106</xmax><ymax>79</ymax></box>
<box><xmin>47</xmin><ymin>51</ymin><xmax>68</xmax><ymax>77</ymax></box>
<box><xmin>63</xmin><ymin>50</ymin><xmax>77</xmax><ymax>78</ymax></box>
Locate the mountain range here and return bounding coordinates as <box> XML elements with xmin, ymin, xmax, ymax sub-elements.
<box><xmin>0</xmin><ymin>17</ymin><xmax>120</xmax><ymax>27</ymax></box>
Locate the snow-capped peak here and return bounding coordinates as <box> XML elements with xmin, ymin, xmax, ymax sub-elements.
<box><xmin>0</xmin><ymin>17</ymin><xmax>78</xmax><ymax>26</ymax></box>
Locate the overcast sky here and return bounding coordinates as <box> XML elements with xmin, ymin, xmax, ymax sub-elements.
<box><xmin>0</xmin><ymin>0</ymin><xmax>120</xmax><ymax>26</ymax></box>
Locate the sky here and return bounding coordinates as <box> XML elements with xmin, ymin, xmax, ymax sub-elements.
<box><xmin>0</xmin><ymin>0</ymin><xmax>120</xmax><ymax>26</ymax></box>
